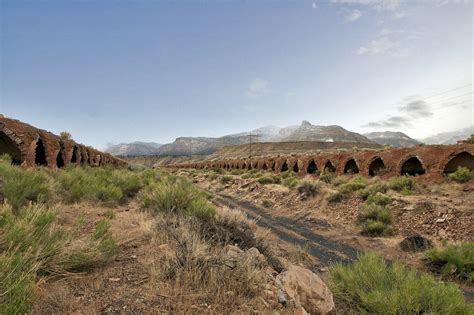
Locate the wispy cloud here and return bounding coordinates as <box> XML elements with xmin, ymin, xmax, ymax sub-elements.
<box><xmin>399</xmin><ymin>99</ymin><xmax>433</xmax><ymax>117</ymax></box>
<box><xmin>331</xmin><ymin>0</ymin><xmax>401</xmax><ymax>12</ymax></box>
<box><xmin>245</xmin><ymin>78</ymin><xmax>269</xmax><ymax>98</ymax></box>
<box><xmin>345</xmin><ymin>9</ymin><xmax>363</xmax><ymax>22</ymax></box>
<box><xmin>357</xmin><ymin>36</ymin><xmax>394</xmax><ymax>55</ymax></box>
<box><xmin>362</xmin><ymin>116</ymin><xmax>411</xmax><ymax>128</ymax></box>
<box><xmin>357</xmin><ymin>28</ymin><xmax>420</xmax><ymax>57</ymax></box>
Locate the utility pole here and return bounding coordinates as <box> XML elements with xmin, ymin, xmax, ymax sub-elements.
<box><xmin>249</xmin><ymin>132</ymin><xmax>252</xmax><ymax>158</ymax></box>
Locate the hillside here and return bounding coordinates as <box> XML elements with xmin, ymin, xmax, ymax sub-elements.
<box><xmin>105</xmin><ymin>141</ymin><xmax>162</xmax><ymax>156</ymax></box>
<box><xmin>110</xmin><ymin>121</ymin><xmax>377</xmax><ymax>157</ymax></box>
<box><xmin>364</xmin><ymin>131</ymin><xmax>420</xmax><ymax>147</ymax></box>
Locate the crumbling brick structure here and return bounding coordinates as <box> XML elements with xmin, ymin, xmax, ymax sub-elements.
<box><xmin>174</xmin><ymin>144</ymin><xmax>474</xmax><ymax>180</ymax></box>
<box><xmin>0</xmin><ymin>116</ymin><xmax>127</xmax><ymax>168</ymax></box>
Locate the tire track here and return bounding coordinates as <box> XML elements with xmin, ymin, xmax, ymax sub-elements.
<box><xmin>214</xmin><ymin>193</ymin><xmax>359</xmax><ymax>266</ymax></box>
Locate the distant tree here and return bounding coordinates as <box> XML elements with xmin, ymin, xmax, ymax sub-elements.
<box><xmin>466</xmin><ymin>134</ymin><xmax>474</xmax><ymax>144</ymax></box>
<box><xmin>60</xmin><ymin>131</ymin><xmax>72</xmax><ymax>141</ymax></box>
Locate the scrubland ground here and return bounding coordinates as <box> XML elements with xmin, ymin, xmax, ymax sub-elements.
<box><xmin>1</xmin><ymin>154</ymin><xmax>473</xmax><ymax>314</ymax></box>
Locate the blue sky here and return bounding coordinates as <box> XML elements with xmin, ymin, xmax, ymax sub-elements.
<box><xmin>1</xmin><ymin>0</ymin><xmax>472</xmax><ymax>149</ymax></box>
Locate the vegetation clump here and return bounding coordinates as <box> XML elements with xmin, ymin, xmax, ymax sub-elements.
<box><xmin>447</xmin><ymin>166</ymin><xmax>472</xmax><ymax>183</ymax></box>
<box><xmin>329</xmin><ymin>252</ymin><xmax>473</xmax><ymax>314</ymax></box>
<box><xmin>319</xmin><ymin>170</ymin><xmax>334</xmax><ymax>184</ymax></box>
<box><xmin>296</xmin><ymin>180</ymin><xmax>320</xmax><ymax>198</ymax></box>
<box><xmin>257</xmin><ymin>175</ymin><xmax>281</xmax><ymax>185</ymax></box>
<box><xmin>426</xmin><ymin>242</ymin><xmax>474</xmax><ymax>282</ymax></box>
<box><xmin>358</xmin><ymin>197</ymin><xmax>392</xmax><ymax>236</ymax></box>
<box><xmin>358</xmin><ymin>181</ymin><xmax>388</xmax><ymax>200</ymax></box>
<box><xmin>0</xmin><ymin>204</ymin><xmax>117</xmax><ymax>314</ymax></box>
<box><xmin>141</xmin><ymin>176</ymin><xmax>216</xmax><ymax>220</ymax></box>
<box><xmin>389</xmin><ymin>176</ymin><xmax>416</xmax><ymax>194</ymax></box>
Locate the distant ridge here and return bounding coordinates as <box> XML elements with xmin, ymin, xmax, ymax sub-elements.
<box><xmin>106</xmin><ymin>121</ymin><xmax>377</xmax><ymax>156</ymax></box>
<box><xmin>364</xmin><ymin>131</ymin><xmax>420</xmax><ymax>147</ymax></box>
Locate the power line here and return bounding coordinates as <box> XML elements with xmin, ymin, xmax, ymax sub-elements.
<box><xmin>429</xmin><ymin>92</ymin><xmax>473</xmax><ymax>108</ymax></box>
<box><xmin>421</xmin><ymin>83</ymin><xmax>473</xmax><ymax>101</ymax></box>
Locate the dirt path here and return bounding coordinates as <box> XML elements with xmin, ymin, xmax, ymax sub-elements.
<box><xmin>214</xmin><ymin>193</ymin><xmax>359</xmax><ymax>266</ymax></box>
<box><xmin>213</xmin><ymin>193</ymin><xmax>474</xmax><ymax>302</ymax></box>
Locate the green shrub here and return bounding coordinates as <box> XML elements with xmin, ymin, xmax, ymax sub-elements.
<box><xmin>390</xmin><ymin>176</ymin><xmax>416</xmax><ymax>194</ymax></box>
<box><xmin>104</xmin><ymin>209</ymin><xmax>115</xmax><ymax>219</ymax></box>
<box><xmin>0</xmin><ymin>203</ymin><xmax>118</xmax><ymax>313</ymax></box>
<box><xmin>220</xmin><ymin>175</ymin><xmax>233</xmax><ymax>184</ymax></box>
<box><xmin>338</xmin><ymin>176</ymin><xmax>367</xmax><ymax>194</ymax></box>
<box><xmin>241</xmin><ymin>173</ymin><xmax>252</xmax><ymax>179</ymax></box>
<box><xmin>359</xmin><ymin>182</ymin><xmax>388</xmax><ymax>200</ymax></box>
<box><xmin>0</xmin><ymin>162</ymin><xmax>51</xmax><ymax>210</ymax></box>
<box><xmin>319</xmin><ymin>171</ymin><xmax>334</xmax><ymax>184</ymax></box>
<box><xmin>230</xmin><ymin>169</ymin><xmax>244</xmax><ymax>175</ymax></box>
<box><xmin>282</xmin><ymin>177</ymin><xmax>299</xmax><ymax>189</ymax></box>
<box><xmin>358</xmin><ymin>203</ymin><xmax>391</xmax><ymax>236</ymax></box>
<box><xmin>327</xmin><ymin>191</ymin><xmax>344</xmax><ymax>203</ymax></box>
<box><xmin>332</xmin><ymin>176</ymin><xmax>348</xmax><ymax>186</ymax></box>
<box><xmin>280</xmin><ymin>171</ymin><xmax>291</xmax><ymax>179</ymax></box>
<box><xmin>426</xmin><ymin>242</ymin><xmax>474</xmax><ymax>281</ymax></box>
<box><xmin>329</xmin><ymin>252</ymin><xmax>473</xmax><ymax>314</ymax></box>
<box><xmin>366</xmin><ymin>193</ymin><xmax>391</xmax><ymax>206</ymax></box>
<box><xmin>141</xmin><ymin>176</ymin><xmax>216</xmax><ymax>220</ymax></box>
<box><xmin>296</xmin><ymin>180</ymin><xmax>320</xmax><ymax>198</ymax></box>
<box><xmin>447</xmin><ymin>166</ymin><xmax>472</xmax><ymax>183</ymax></box>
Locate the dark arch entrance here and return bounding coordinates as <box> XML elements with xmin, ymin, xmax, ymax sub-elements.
<box><xmin>400</xmin><ymin>157</ymin><xmax>425</xmax><ymax>176</ymax></box>
<box><xmin>56</xmin><ymin>151</ymin><xmax>65</xmax><ymax>168</ymax></box>
<box><xmin>34</xmin><ymin>138</ymin><xmax>48</xmax><ymax>166</ymax></box>
<box><xmin>247</xmin><ymin>163</ymin><xmax>252</xmax><ymax>170</ymax></box>
<box><xmin>262</xmin><ymin>163</ymin><xmax>268</xmax><ymax>170</ymax></box>
<box><xmin>71</xmin><ymin>146</ymin><xmax>78</xmax><ymax>163</ymax></box>
<box><xmin>444</xmin><ymin>152</ymin><xmax>474</xmax><ymax>173</ymax></box>
<box><xmin>369</xmin><ymin>157</ymin><xmax>386</xmax><ymax>176</ymax></box>
<box><xmin>293</xmin><ymin>162</ymin><xmax>299</xmax><ymax>173</ymax></box>
<box><xmin>0</xmin><ymin>131</ymin><xmax>21</xmax><ymax>165</ymax></box>
<box><xmin>270</xmin><ymin>162</ymin><xmax>276</xmax><ymax>171</ymax></box>
<box><xmin>281</xmin><ymin>161</ymin><xmax>289</xmax><ymax>172</ymax></box>
<box><xmin>307</xmin><ymin>160</ymin><xmax>317</xmax><ymax>174</ymax></box>
<box><xmin>344</xmin><ymin>159</ymin><xmax>359</xmax><ymax>174</ymax></box>
<box><xmin>324</xmin><ymin>160</ymin><xmax>336</xmax><ymax>173</ymax></box>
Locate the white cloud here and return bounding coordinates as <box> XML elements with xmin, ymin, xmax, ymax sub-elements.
<box><xmin>357</xmin><ymin>37</ymin><xmax>394</xmax><ymax>55</ymax></box>
<box><xmin>245</xmin><ymin>78</ymin><xmax>269</xmax><ymax>98</ymax></box>
<box><xmin>312</xmin><ymin>2</ymin><xmax>317</xmax><ymax>9</ymax></box>
<box><xmin>345</xmin><ymin>9</ymin><xmax>362</xmax><ymax>22</ymax></box>
<box><xmin>331</xmin><ymin>0</ymin><xmax>401</xmax><ymax>11</ymax></box>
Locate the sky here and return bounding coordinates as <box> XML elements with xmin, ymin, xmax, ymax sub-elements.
<box><xmin>1</xmin><ymin>0</ymin><xmax>472</xmax><ymax>149</ymax></box>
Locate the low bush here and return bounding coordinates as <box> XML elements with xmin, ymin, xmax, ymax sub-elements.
<box><xmin>141</xmin><ymin>176</ymin><xmax>216</xmax><ymax>220</ymax></box>
<box><xmin>327</xmin><ymin>191</ymin><xmax>344</xmax><ymax>203</ymax></box>
<box><xmin>366</xmin><ymin>192</ymin><xmax>391</xmax><ymax>206</ymax></box>
<box><xmin>447</xmin><ymin>166</ymin><xmax>472</xmax><ymax>183</ymax></box>
<box><xmin>338</xmin><ymin>176</ymin><xmax>367</xmax><ymax>194</ymax></box>
<box><xmin>0</xmin><ymin>159</ymin><xmax>51</xmax><ymax>210</ymax></box>
<box><xmin>359</xmin><ymin>182</ymin><xmax>388</xmax><ymax>200</ymax></box>
<box><xmin>426</xmin><ymin>242</ymin><xmax>474</xmax><ymax>281</ymax></box>
<box><xmin>319</xmin><ymin>171</ymin><xmax>334</xmax><ymax>184</ymax></box>
<box><xmin>282</xmin><ymin>177</ymin><xmax>299</xmax><ymax>189</ymax></box>
<box><xmin>358</xmin><ymin>203</ymin><xmax>391</xmax><ymax>236</ymax></box>
<box><xmin>230</xmin><ymin>169</ymin><xmax>244</xmax><ymax>175</ymax></box>
<box><xmin>220</xmin><ymin>175</ymin><xmax>233</xmax><ymax>184</ymax></box>
<box><xmin>296</xmin><ymin>180</ymin><xmax>320</xmax><ymax>198</ymax></box>
<box><xmin>332</xmin><ymin>176</ymin><xmax>348</xmax><ymax>186</ymax></box>
<box><xmin>329</xmin><ymin>252</ymin><xmax>473</xmax><ymax>314</ymax></box>
<box><xmin>0</xmin><ymin>204</ymin><xmax>117</xmax><ymax>314</ymax></box>
<box><xmin>257</xmin><ymin>175</ymin><xmax>281</xmax><ymax>185</ymax></box>
<box><xmin>390</xmin><ymin>176</ymin><xmax>416</xmax><ymax>194</ymax></box>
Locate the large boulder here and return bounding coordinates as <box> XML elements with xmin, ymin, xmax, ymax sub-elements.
<box><xmin>400</xmin><ymin>234</ymin><xmax>433</xmax><ymax>252</ymax></box>
<box><xmin>276</xmin><ymin>264</ymin><xmax>334</xmax><ymax>314</ymax></box>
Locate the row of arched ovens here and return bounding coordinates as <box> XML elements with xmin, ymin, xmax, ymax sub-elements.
<box><xmin>0</xmin><ymin>116</ymin><xmax>127</xmax><ymax>168</ymax></box>
<box><xmin>174</xmin><ymin>144</ymin><xmax>474</xmax><ymax>179</ymax></box>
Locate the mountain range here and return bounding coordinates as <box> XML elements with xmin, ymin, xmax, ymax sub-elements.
<box><xmin>105</xmin><ymin>121</ymin><xmax>471</xmax><ymax>157</ymax></box>
<box><xmin>363</xmin><ymin>131</ymin><xmax>420</xmax><ymax>147</ymax></box>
